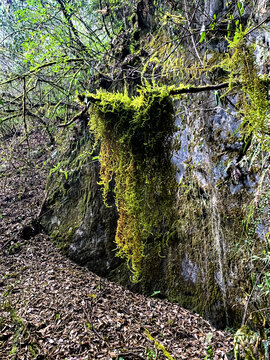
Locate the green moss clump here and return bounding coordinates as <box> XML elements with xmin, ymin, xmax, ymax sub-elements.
<box><xmin>88</xmin><ymin>85</ymin><xmax>177</xmax><ymax>281</ymax></box>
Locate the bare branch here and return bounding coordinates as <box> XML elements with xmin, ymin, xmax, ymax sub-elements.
<box><xmin>245</xmin><ymin>15</ymin><xmax>270</xmax><ymax>37</ymax></box>
<box><xmin>55</xmin><ymin>0</ymin><xmax>89</xmax><ymax>52</ymax></box>
<box><xmin>0</xmin><ymin>58</ymin><xmax>84</xmax><ymax>86</ymax></box>
<box><xmin>57</xmin><ymin>105</ymin><xmax>90</xmax><ymax>128</ymax></box>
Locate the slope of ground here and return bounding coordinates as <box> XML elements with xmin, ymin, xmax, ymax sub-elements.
<box><xmin>0</xmin><ymin>129</ymin><xmax>233</xmax><ymax>359</ymax></box>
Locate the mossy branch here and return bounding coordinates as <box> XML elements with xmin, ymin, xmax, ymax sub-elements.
<box><xmin>60</xmin><ymin>82</ymin><xmax>233</xmax><ymax>129</ymax></box>
<box><xmin>168</xmin><ymin>82</ymin><xmax>231</xmax><ymax>95</ymax></box>
<box><xmin>80</xmin><ymin>82</ymin><xmax>232</xmax><ymax>105</ymax></box>
<box><xmin>0</xmin><ymin>112</ymin><xmax>21</xmax><ymax>123</ymax></box>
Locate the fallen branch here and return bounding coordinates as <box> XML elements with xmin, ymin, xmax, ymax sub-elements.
<box><xmin>145</xmin><ymin>328</ymin><xmax>175</xmax><ymax>360</ymax></box>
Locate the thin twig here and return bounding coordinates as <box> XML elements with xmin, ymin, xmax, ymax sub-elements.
<box><xmin>183</xmin><ymin>0</ymin><xmax>203</xmax><ymax>65</ymax></box>
<box><xmin>0</xmin><ymin>58</ymin><xmax>84</xmax><ymax>86</ymax></box>
<box><xmin>0</xmin><ymin>113</ymin><xmax>21</xmax><ymax>123</ymax></box>
<box><xmin>55</xmin><ymin>0</ymin><xmax>88</xmax><ymax>52</ymax></box>
<box><xmin>99</xmin><ymin>0</ymin><xmax>112</xmax><ymax>39</ymax></box>
<box><xmin>0</xmin><ymin>238</ymin><xmax>12</xmax><ymax>251</ymax></box>
<box><xmin>22</xmin><ymin>77</ymin><xmax>29</xmax><ymax>148</ymax></box>
<box><xmin>57</xmin><ymin>104</ymin><xmax>90</xmax><ymax>127</ymax></box>
<box><xmin>245</xmin><ymin>15</ymin><xmax>270</xmax><ymax>37</ymax></box>
<box><xmin>37</xmin><ymin>191</ymin><xmax>48</xmax><ymax>220</ymax></box>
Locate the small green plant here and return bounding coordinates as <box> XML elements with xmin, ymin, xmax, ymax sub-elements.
<box><xmin>146</xmin><ymin>347</ymin><xmax>156</xmax><ymax>359</ymax></box>
<box><xmin>210</xmin><ymin>14</ymin><xmax>217</xmax><ymax>30</ymax></box>
<box><xmin>234</xmin><ymin>325</ymin><xmax>268</xmax><ymax>360</ymax></box>
<box><xmin>200</xmin><ymin>27</ymin><xmax>206</xmax><ymax>43</ymax></box>
<box><xmin>1</xmin><ymin>301</ymin><xmax>40</xmax><ymax>359</ymax></box>
<box><xmin>204</xmin><ymin>345</ymin><xmax>213</xmax><ymax>360</ymax></box>
<box><xmin>204</xmin><ymin>333</ymin><xmax>214</xmax><ymax>360</ymax></box>
<box><xmin>59</xmin><ymin>169</ymin><xmax>68</xmax><ymax>180</ymax></box>
<box><xmin>237</xmin><ymin>1</ymin><xmax>245</xmax><ymax>17</ymax></box>
<box><xmin>50</xmin><ymin>162</ymin><xmax>61</xmax><ymax>174</ymax></box>
<box><xmin>145</xmin><ymin>328</ymin><xmax>175</xmax><ymax>360</ymax></box>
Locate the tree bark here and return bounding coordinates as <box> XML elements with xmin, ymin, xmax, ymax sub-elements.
<box><xmin>137</xmin><ymin>0</ymin><xmax>155</xmax><ymax>32</ymax></box>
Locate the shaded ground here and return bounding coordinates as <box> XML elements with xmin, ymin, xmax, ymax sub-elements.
<box><xmin>0</xmin><ymin>128</ymin><xmax>233</xmax><ymax>359</ymax></box>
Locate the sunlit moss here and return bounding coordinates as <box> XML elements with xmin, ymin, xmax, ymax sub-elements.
<box><xmin>88</xmin><ymin>84</ymin><xmax>177</xmax><ymax>281</ymax></box>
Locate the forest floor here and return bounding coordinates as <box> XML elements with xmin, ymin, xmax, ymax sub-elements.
<box><xmin>0</xmin><ymin>127</ymin><xmax>234</xmax><ymax>359</ymax></box>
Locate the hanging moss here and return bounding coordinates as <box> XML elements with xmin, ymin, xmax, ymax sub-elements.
<box><xmin>87</xmin><ymin>84</ymin><xmax>177</xmax><ymax>281</ymax></box>
<box><xmin>221</xmin><ymin>29</ymin><xmax>270</xmax><ymax>149</ymax></box>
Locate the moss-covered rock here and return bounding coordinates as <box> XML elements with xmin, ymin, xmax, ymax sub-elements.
<box><xmin>40</xmin><ymin>1</ymin><xmax>270</xmax><ymax>330</ymax></box>
<box><xmin>41</xmin><ymin>84</ymin><xmax>269</xmax><ymax>329</ymax></box>
<box><xmin>40</xmin><ymin>131</ymin><xmax>120</xmax><ymax>276</ymax></box>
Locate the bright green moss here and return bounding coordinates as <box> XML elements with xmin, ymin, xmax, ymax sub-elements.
<box><xmin>88</xmin><ymin>85</ymin><xmax>177</xmax><ymax>281</ymax></box>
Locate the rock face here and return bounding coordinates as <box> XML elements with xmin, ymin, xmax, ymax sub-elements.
<box><xmin>156</xmin><ymin>96</ymin><xmax>267</xmax><ymax>328</ymax></box>
<box><xmin>41</xmin><ymin>137</ymin><xmax>120</xmax><ymax>277</ymax></box>
<box><xmin>41</xmin><ymin>1</ymin><xmax>270</xmax><ymax>328</ymax></box>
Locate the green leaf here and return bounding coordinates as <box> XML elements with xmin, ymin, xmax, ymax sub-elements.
<box><xmin>237</xmin><ymin>1</ymin><xmax>244</xmax><ymax>16</ymax></box>
<box><xmin>200</xmin><ymin>31</ymin><xmax>206</xmax><ymax>43</ymax></box>
<box><xmin>265</xmin><ymin>275</ymin><xmax>270</xmax><ymax>292</ymax></box>
<box><xmin>50</xmin><ymin>162</ymin><xmax>60</xmax><ymax>174</ymax></box>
